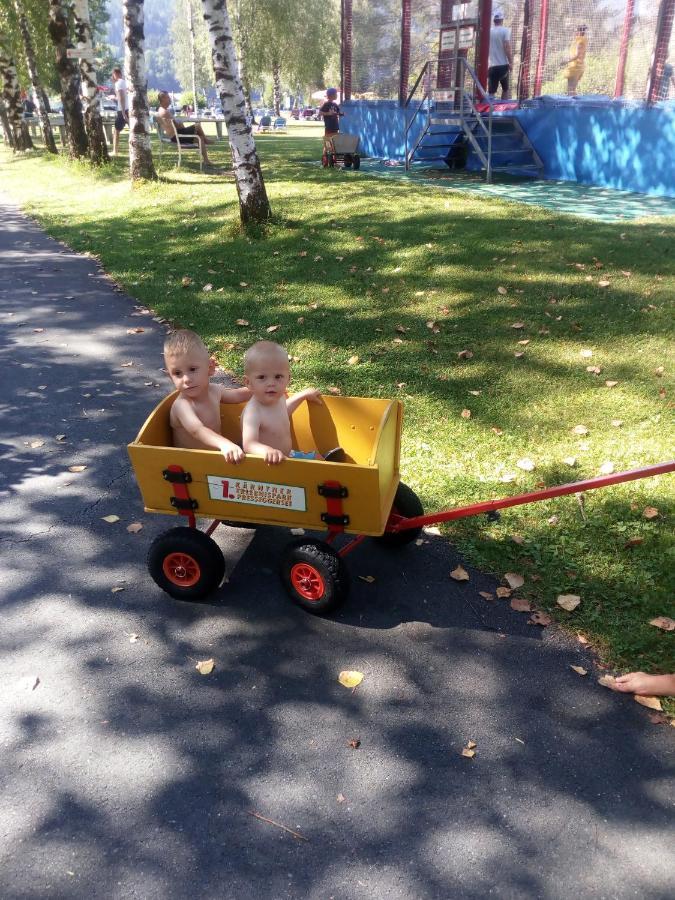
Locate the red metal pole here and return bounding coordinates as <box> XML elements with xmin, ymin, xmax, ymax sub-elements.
<box><xmin>399</xmin><ymin>0</ymin><xmax>412</xmax><ymax>106</ymax></box>
<box><xmin>518</xmin><ymin>0</ymin><xmax>532</xmax><ymax>100</ymax></box>
<box><xmin>647</xmin><ymin>0</ymin><xmax>675</xmax><ymax>103</ymax></box>
<box><xmin>476</xmin><ymin>0</ymin><xmax>493</xmax><ymax>91</ymax></box>
<box><xmin>533</xmin><ymin>0</ymin><xmax>549</xmax><ymax>97</ymax></box>
<box><xmin>343</xmin><ymin>0</ymin><xmax>353</xmax><ymax>102</ymax></box>
<box><xmin>614</xmin><ymin>0</ymin><xmax>635</xmax><ymax>98</ymax></box>
<box><xmin>391</xmin><ymin>461</ymin><xmax>675</xmax><ymax>532</ymax></box>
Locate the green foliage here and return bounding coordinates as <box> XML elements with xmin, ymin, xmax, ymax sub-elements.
<box><xmin>177</xmin><ymin>89</ymin><xmax>206</xmax><ymax>109</ymax></box>
<box><xmin>146</xmin><ymin>88</ymin><xmax>160</xmax><ymax>109</ymax></box>
<box><xmin>170</xmin><ymin>0</ymin><xmax>212</xmax><ymax>94</ymax></box>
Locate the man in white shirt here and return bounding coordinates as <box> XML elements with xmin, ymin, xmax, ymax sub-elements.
<box><xmin>111</xmin><ymin>67</ymin><xmax>129</xmax><ymax>156</ymax></box>
<box><xmin>488</xmin><ymin>10</ymin><xmax>513</xmax><ymax>100</ymax></box>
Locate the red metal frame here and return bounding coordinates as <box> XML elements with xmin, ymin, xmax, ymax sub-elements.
<box><xmin>517</xmin><ymin>0</ymin><xmax>532</xmax><ymax>101</ymax></box>
<box><xmin>615</xmin><ymin>0</ymin><xmax>635</xmax><ymax>98</ymax></box>
<box><xmin>388</xmin><ymin>462</ymin><xmax>675</xmax><ymax>533</ymax></box>
<box><xmin>533</xmin><ymin>0</ymin><xmax>549</xmax><ymax>98</ymax></box>
<box><xmin>476</xmin><ymin>0</ymin><xmax>492</xmax><ymax>91</ymax></box>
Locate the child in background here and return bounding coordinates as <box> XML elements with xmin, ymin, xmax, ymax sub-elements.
<box><xmin>164</xmin><ymin>329</ymin><xmax>250</xmax><ymax>462</ymax></box>
<box><xmin>241</xmin><ymin>341</ymin><xmax>327</xmax><ymax>464</ymax></box>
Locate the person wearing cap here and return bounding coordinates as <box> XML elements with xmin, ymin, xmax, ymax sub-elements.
<box><xmin>563</xmin><ymin>25</ymin><xmax>588</xmax><ymax>96</ymax></box>
<box><xmin>488</xmin><ymin>10</ymin><xmax>513</xmax><ymax>100</ymax></box>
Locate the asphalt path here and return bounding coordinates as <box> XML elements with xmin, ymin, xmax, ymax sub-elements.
<box><xmin>1</xmin><ymin>195</ymin><xmax>673</xmax><ymax>900</ymax></box>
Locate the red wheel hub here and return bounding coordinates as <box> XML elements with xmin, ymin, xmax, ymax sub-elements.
<box><xmin>290</xmin><ymin>563</ymin><xmax>325</xmax><ymax>601</ymax></box>
<box><xmin>163</xmin><ymin>552</ymin><xmax>201</xmax><ymax>587</ymax></box>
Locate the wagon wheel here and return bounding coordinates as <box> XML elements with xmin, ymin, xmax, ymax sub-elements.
<box><xmin>280</xmin><ymin>539</ymin><xmax>349</xmax><ymax>615</ymax></box>
<box><xmin>147</xmin><ymin>527</ymin><xmax>225</xmax><ymax>601</ymax></box>
<box><xmin>375</xmin><ymin>482</ymin><xmax>424</xmax><ymax>548</ymax></box>
<box><xmin>353</xmin><ymin>155</ymin><xmax>361</xmax><ymax>170</ymax></box>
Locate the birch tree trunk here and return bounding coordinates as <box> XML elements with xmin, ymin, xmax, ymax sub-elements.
<box><xmin>186</xmin><ymin>0</ymin><xmax>198</xmax><ymax>108</ymax></box>
<box><xmin>272</xmin><ymin>58</ymin><xmax>281</xmax><ymax>115</ymax></box>
<box><xmin>72</xmin><ymin>0</ymin><xmax>109</xmax><ymax>165</ymax></box>
<box><xmin>123</xmin><ymin>0</ymin><xmax>156</xmax><ymax>180</ymax></box>
<box><xmin>13</xmin><ymin>0</ymin><xmax>58</xmax><ymax>154</ymax></box>
<box><xmin>48</xmin><ymin>0</ymin><xmax>88</xmax><ymax>158</ymax></box>
<box><xmin>201</xmin><ymin>0</ymin><xmax>271</xmax><ymax>226</ymax></box>
<box><xmin>0</xmin><ymin>45</ymin><xmax>31</xmax><ymax>151</ymax></box>
<box><xmin>233</xmin><ymin>0</ymin><xmax>253</xmax><ymax>121</ymax></box>
<box><xmin>0</xmin><ymin>98</ymin><xmax>15</xmax><ymax>149</ymax></box>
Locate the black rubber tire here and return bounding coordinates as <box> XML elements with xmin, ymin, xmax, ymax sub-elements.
<box><xmin>328</xmin><ymin>153</ymin><xmax>336</xmax><ymax>167</ymax></box>
<box><xmin>147</xmin><ymin>527</ymin><xmax>226</xmax><ymax>601</ymax></box>
<box><xmin>280</xmin><ymin>539</ymin><xmax>349</xmax><ymax>615</ymax></box>
<box><xmin>353</xmin><ymin>155</ymin><xmax>361</xmax><ymax>170</ymax></box>
<box><xmin>375</xmin><ymin>482</ymin><xmax>425</xmax><ymax>548</ymax></box>
<box><xmin>344</xmin><ymin>154</ymin><xmax>353</xmax><ymax>168</ymax></box>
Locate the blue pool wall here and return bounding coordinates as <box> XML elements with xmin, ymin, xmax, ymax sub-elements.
<box><xmin>341</xmin><ymin>99</ymin><xmax>675</xmax><ymax>198</ymax></box>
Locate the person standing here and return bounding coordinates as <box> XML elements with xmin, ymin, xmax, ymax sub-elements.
<box><xmin>111</xmin><ymin>66</ymin><xmax>129</xmax><ymax>156</ymax></box>
<box><xmin>488</xmin><ymin>10</ymin><xmax>513</xmax><ymax>100</ymax></box>
<box><xmin>563</xmin><ymin>25</ymin><xmax>588</xmax><ymax>96</ymax></box>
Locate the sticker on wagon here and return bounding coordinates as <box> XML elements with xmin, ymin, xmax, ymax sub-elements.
<box><xmin>207</xmin><ymin>476</ymin><xmax>307</xmax><ymax>512</ymax></box>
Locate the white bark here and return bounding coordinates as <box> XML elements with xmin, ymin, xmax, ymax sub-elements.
<box><xmin>201</xmin><ymin>0</ymin><xmax>270</xmax><ymax>224</ymax></box>
<box><xmin>186</xmin><ymin>0</ymin><xmax>198</xmax><ymax>108</ymax></box>
<box><xmin>0</xmin><ymin>45</ymin><xmax>31</xmax><ymax>151</ymax></box>
<box><xmin>123</xmin><ymin>0</ymin><xmax>157</xmax><ymax>180</ymax></box>
<box><xmin>13</xmin><ymin>0</ymin><xmax>58</xmax><ymax>154</ymax></box>
<box><xmin>48</xmin><ymin>0</ymin><xmax>89</xmax><ymax>158</ymax></box>
<box><xmin>72</xmin><ymin>0</ymin><xmax>109</xmax><ymax>164</ymax></box>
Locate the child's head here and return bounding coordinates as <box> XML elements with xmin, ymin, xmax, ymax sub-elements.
<box><xmin>243</xmin><ymin>341</ymin><xmax>290</xmax><ymax>404</ymax></box>
<box><xmin>163</xmin><ymin>329</ymin><xmax>214</xmax><ymax>397</ymax></box>
<box><xmin>326</xmin><ymin>87</ymin><xmax>338</xmax><ymax>100</ymax></box>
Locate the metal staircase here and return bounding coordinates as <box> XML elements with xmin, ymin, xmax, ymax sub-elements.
<box><xmin>404</xmin><ymin>59</ymin><xmax>543</xmax><ymax>182</ymax></box>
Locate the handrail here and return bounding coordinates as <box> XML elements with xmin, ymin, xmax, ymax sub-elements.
<box><xmin>458</xmin><ymin>56</ymin><xmax>493</xmax><ymax>183</ymax></box>
<box><xmin>404</xmin><ymin>61</ymin><xmax>429</xmax><ymax>109</ymax></box>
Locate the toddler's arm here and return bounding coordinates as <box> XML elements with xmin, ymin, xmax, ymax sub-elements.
<box><xmin>173</xmin><ymin>399</ymin><xmax>244</xmax><ymax>463</ymax></box>
<box><xmin>241</xmin><ymin>404</ymin><xmax>285</xmax><ymax>465</ymax></box>
<box><xmin>610</xmin><ymin>672</ymin><xmax>675</xmax><ymax>697</ymax></box>
<box><xmin>217</xmin><ymin>384</ymin><xmax>252</xmax><ymax>404</ymax></box>
<box><xmin>286</xmin><ymin>388</ymin><xmax>323</xmax><ymax>416</ymax></box>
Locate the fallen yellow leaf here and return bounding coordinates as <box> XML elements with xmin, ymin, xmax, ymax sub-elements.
<box><xmin>496</xmin><ymin>586</ymin><xmax>512</xmax><ymax>599</ymax></box>
<box><xmin>634</xmin><ymin>695</ymin><xmax>662</xmax><ymax>711</ymax></box>
<box><xmin>101</xmin><ymin>515</ymin><xmax>120</xmax><ymax>524</ymax></box>
<box><xmin>642</xmin><ymin>506</ymin><xmax>659</xmax><ymax>520</ymax></box>
<box><xmin>570</xmin><ymin>665</ymin><xmax>588</xmax><ymax>676</ymax></box>
<box><xmin>461</xmin><ymin>748</ymin><xmax>476</xmax><ymax>758</ymax></box>
<box><xmin>557</xmin><ymin>594</ymin><xmax>581</xmax><ymax>611</ymax></box>
<box><xmin>466</xmin><ymin>740</ymin><xmax>477</xmax><ymax>749</ymax></box>
<box><xmin>338</xmin><ymin>670</ymin><xmax>364</xmax><ymax>689</ymax></box>
<box><xmin>347</xmin><ymin>355</ymin><xmax>359</xmax><ymax>365</ymax></box>
<box><xmin>126</xmin><ymin>523</ymin><xmax>143</xmax><ymax>534</ymax></box>
<box><xmin>358</xmin><ymin>575</ymin><xmax>376</xmax><ymax>583</ymax></box>
<box><xmin>649</xmin><ymin>616</ymin><xmax>675</xmax><ymax>632</ymax></box>
<box><xmin>504</xmin><ymin>573</ymin><xmax>524</xmax><ymax>589</ymax></box>
<box><xmin>510</xmin><ymin>597</ymin><xmax>531</xmax><ymax>612</ymax></box>
<box><xmin>460</xmin><ymin>409</ymin><xmax>471</xmax><ymax>419</ymax></box>
<box><xmin>196</xmin><ymin>659</ymin><xmax>215</xmax><ymax>675</ymax></box>
<box><xmin>450</xmin><ymin>565</ymin><xmax>470</xmax><ymax>581</ymax></box>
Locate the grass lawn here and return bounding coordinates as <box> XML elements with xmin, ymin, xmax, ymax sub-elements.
<box><xmin>2</xmin><ymin>125</ymin><xmax>673</xmax><ymax>693</ymax></box>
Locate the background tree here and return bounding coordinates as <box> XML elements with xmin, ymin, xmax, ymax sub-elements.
<box><xmin>0</xmin><ymin>42</ymin><xmax>31</xmax><ymax>149</ymax></box>
<box><xmin>171</xmin><ymin>0</ymin><xmax>212</xmax><ymax>99</ymax></box>
<box><xmin>200</xmin><ymin>0</ymin><xmax>270</xmax><ymax>226</ymax></box>
<box><xmin>48</xmin><ymin>0</ymin><xmax>89</xmax><ymax>158</ymax></box>
<box><xmin>123</xmin><ymin>0</ymin><xmax>156</xmax><ymax>180</ymax></box>
<box><xmin>73</xmin><ymin>0</ymin><xmax>109</xmax><ymax>164</ymax></box>
<box><xmin>12</xmin><ymin>0</ymin><xmax>58</xmax><ymax>153</ymax></box>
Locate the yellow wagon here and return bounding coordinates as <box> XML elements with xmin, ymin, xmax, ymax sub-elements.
<box><xmin>128</xmin><ymin>392</ymin><xmax>424</xmax><ymax>612</ymax></box>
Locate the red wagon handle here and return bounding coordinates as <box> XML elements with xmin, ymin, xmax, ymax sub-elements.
<box><xmin>390</xmin><ymin>461</ymin><xmax>675</xmax><ymax>533</ymax></box>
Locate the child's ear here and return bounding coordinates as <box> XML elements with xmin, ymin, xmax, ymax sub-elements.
<box><xmin>243</xmin><ymin>374</ymin><xmax>250</xmax><ymax>387</ymax></box>
<box><xmin>208</xmin><ymin>357</ymin><xmax>217</xmax><ymax>375</ymax></box>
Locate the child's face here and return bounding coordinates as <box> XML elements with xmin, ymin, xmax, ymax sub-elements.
<box><xmin>245</xmin><ymin>353</ymin><xmax>290</xmax><ymax>405</ymax></box>
<box><xmin>165</xmin><ymin>349</ymin><xmax>214</xmax><ymax>398</ymax></box>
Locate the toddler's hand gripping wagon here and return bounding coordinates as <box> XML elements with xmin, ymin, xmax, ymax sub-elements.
<box><xmin>128</xmin><ymin>393</ymin><xmax>674</xmax><ymax>615</ymax></box>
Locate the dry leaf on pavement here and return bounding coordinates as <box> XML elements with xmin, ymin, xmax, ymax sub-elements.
<box><xmin>496</xmin><ymin>586</ymin><xmax>512</xmax><ymax>599</ymax></box>
<box><xmin>528</xmin><ymin>611</ymin><xmax>552</xmax><ymax>626</ymax></box>
<box><xmin>450</xmin><ymin>565</ymin><xmax>470</xmax><ymax>581</ymax></box>
<box><xmin>338</xmin><ymin>671</ymin><xmax>364</xmax><ymax>689</ymax></box>
<box><xmin>101</xmin><ymin>515</ymin><xmax>120</xmax><ymax>524</ymax></box>
<box><xmin>634</xmin><ymin>695</ymin><xmax>662</xmax><ymax>711</ymax></box>
<box><xmin>126</xmin><ymin>523</ymin><xmax>143</xmax><ymax>534</ymax></box>
<box><xmin>358</xmin><ymin>575</ymin><xmax>376</xmax><ymax>583</ymax></box>
<box><xmin>570</xmin><ymin>665</ymin><xmax>588</xmax><ymax>676</ymax></box>
<box><xmin>196</xmin><ymin>659</ymin><xmax>215</xmax><ymax>675</ymax></box>
<box><xmin>598</xmin><ymin>674</ymin><xmax>616</xmax><ymax>688</ymax></box>
<box><xmin>68</xmin><ymin>465</ymin><xmax>87</xmax><ymax>473</ymax></box>
<box><xmin>510</xmin><ymin>598</ymin><xmax>531</xmax><ymax>612</ymax></box>
<box><xmin>479</xmin><ymin>591</ymin><xmax>494</xmax><ymax>601</ymax></box>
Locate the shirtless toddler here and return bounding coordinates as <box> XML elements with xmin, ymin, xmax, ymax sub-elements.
<box><xmin>241</xmin><ymin>341</ymin><xmax>323</xmax><ymax>464</ymax></box>
<box><xmin>164</xmin><ymin>329</ymin><xmax>250</xmax><ymax>462</ymax></box>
